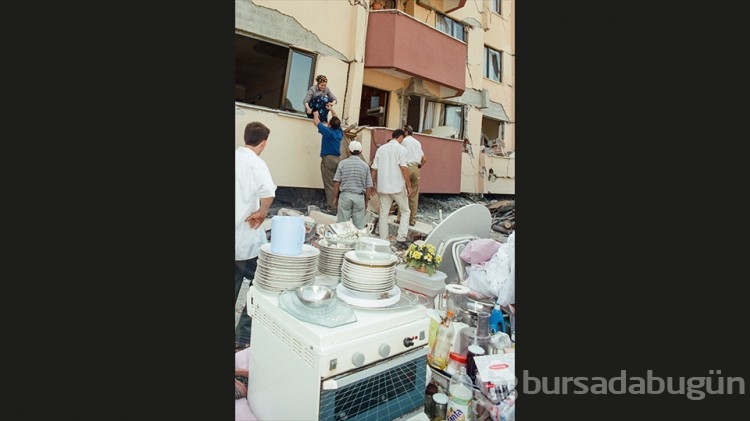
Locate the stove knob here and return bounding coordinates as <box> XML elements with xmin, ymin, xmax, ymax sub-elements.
<box><xmin>352</xmin><ymin>352</ymin><xmax>365</xmax><ymax>367</ymax></box>
<box><xmin>378</xmin><ymin>343</ymin><xmax>391</xmax><ymax>358</ymax></box>
<box><xmin>403</xmin><ymin>337</ymin><xmax>414</xmax><ymax>347</ymax></box>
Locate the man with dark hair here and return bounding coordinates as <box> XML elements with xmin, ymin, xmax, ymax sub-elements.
<box><xmin>371</xmin><ymin>128</ymin><xmax>413</xmax><ymax>245</ymax></box>
<box><xmin>235</xmin><ymin>121</ymin><xmax>277</xmax><ymax>351</ymax></box>
<box><xmin>313</xmin><ymin>104</ymin><xmax>343</xmax><ymax>213</ymax></box>
<box><xmin>396</xmin><ymin>124</ymin><xmax>427</xmax><ymax>226</ymax></box>
<box><xmin>332</xmin><ymin>140</ymin><xmax>374</xmax><ymax>229</ymax></box>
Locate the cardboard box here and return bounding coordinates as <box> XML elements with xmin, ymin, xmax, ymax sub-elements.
<box><xmin>473</xmin><ymin>353</ymin><xmax>515</xmax><ymax>386</ymax></box>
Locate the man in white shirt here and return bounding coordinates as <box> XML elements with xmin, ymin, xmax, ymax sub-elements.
<box><xmin>397</xmin><ymin>124</ymin><xmax>427</xmax><ymax>227</ymax></box>
<box><xmin>235</xmin><ymin>121</ymin><xmax>277</xmax><ymax>350</ymax></box>
<box><xmin>370</xmin><ymin>129</ymin><xmax>413</xmax><ymax>244</ymax></box>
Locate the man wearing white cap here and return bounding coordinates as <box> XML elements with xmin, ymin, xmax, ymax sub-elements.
<box><xmin>332</xmin><ymin>140</ymin><xmax>374</xmax><ymax>229</ymax></box>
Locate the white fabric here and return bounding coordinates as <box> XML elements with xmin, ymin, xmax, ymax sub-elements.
<box><xmin>235</xmin><ymin>147</ymin><xmax>277</xmax><ymax>261</ymax></box>
<box><xmin>401</xmin><ymin>135</ymin><xmax>424</xmax><ymax>164</ymax></box>
<box><xmin>465</xmin><ymin>234</ymin><xmax>515</xmax><ymax>306</ymax></box>
<box><xmin>371</xmin><ymin>139</ymin><xmax>408</xmax><ymax>194</ymax></box>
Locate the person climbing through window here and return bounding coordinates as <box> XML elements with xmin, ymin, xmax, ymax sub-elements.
<box><xmin>303</xmin><ymin>74</ymin><xmax>338</xmax><ymax>123</ymax></box>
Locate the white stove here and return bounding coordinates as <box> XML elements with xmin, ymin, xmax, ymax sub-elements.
<box><xmin>246</xmin><ymin>284</ymin><xmax>430</xmax><ymax>421</ymax></box>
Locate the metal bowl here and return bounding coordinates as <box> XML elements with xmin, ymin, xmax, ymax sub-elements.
<box><xmin>295</xmin><ymin>285</ymin><xmax>337</xmax><ymax>308</ymax></box>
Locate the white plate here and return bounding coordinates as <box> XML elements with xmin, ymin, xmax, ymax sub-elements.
<box><xmin>260</xmin><ymin>243</ymin><xmax>320</xmax><ymax>259</ymax></box>
<box><xmin>336</xmin><ymin>284</ymin><xmax>401</xmax><ymax>308</ymax></box>
<box><xmin>343</xmin><ymin>251</ymin><xmax>398</xmax><ymax>267</ymax></box>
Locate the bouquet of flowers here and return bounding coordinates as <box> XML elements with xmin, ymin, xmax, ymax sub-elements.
<box><xmin>403</xmin><ymin>242</ymin><xmax>442</xmax><ymax>276</ymax></box>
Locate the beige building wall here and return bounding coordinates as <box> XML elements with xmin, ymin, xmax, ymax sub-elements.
<box><xmin>235</xmin><ymin>0</ymin><xmax>368</xmax><ymax>188</ymax></box>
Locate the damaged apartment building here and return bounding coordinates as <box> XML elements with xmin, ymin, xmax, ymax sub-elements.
<box><xmin>235</xmin><ymin>0</ymin><xmax>514</xmax><ymax>196</ymax></box>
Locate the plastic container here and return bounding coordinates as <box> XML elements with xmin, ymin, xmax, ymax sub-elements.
<box><xmin>445</xmin><ymin>352</ymin><xmax>467</xmax><ymax>376</ymax></box>
<box><xmin>447</xmin><ymin>366</ymin><xmax>473</xmax><ymax>421</ymax></box>
<box><xmin>270</xmin><ymin>215</ymin><xmax>306</xmax><ymax>256</ymax></box>
<box><xmin>457</xmin><ymin>310</ymin><xmax>491</xmax><ymax>356</ymax></box>
<box><xmin>395</xmin><ymin>264</ymin><xmax>446</xmax><ymax>308</ymax></box>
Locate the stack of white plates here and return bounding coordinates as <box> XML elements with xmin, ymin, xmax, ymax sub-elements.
<box><xmin>315</xmin><ymin>239</ymin><xmax>354</xmax><ymax>278</ymax></box>
<box><xmin>340</xmin><ymin>250</ymin><xmax>399</xmax><ymax>299</ymax></box>
<box><xmin>254</xmin><ymin>243</ymin><xmax>320</xmax><ymax>292</ymax></box>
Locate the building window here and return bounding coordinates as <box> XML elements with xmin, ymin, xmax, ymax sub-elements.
<box><xmin>481</xmin><ymin>117</ymin><xmax>508</xmax><ymax>155</ymax></box>
<box><xmin>406</xmin><ymin>95</ymin><xmax>464</xmax><ymax>139</ymax></box>
<box><xmin>490</xmin><ymin>0</ymin><xmax>501</xmax><ymax>15</ymax></box>
<box><xmin>436</xmin><ymin>13</ymin><xmax>466</xmax><ymax>42</ymax></box>
<box><xmin>359</xmin><ymin>86</ymin><xmax>388</xmax><ymax>127</ymax></box>
<box><xmin>235</xmin><ymin>33</ymin><xmax>316</xmax><ymax>113</ymax></box>
<box><xmin>484</xmin><ymin>46</ymin><xmax>502</xmax><ymax>82</ymax></box>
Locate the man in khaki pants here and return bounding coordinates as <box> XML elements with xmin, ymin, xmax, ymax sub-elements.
<box><xmin>371</xmin><ymin>129</ymin><xmax>413</xmax><ymax>245</ymax></box>
<box><xmin>397</xmin><ymin>124</ymin><xmax>427</xmax><ymax>226</ymax></box>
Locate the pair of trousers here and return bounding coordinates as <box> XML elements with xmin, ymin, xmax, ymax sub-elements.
<box><xmin>337</xmin><ymin>191</ymin><xmax>366</xmax><ymax>229</ymax></box>
<box><xmin>377</xmin><ymin>189</ymin><xmax>410</xmax><ymax>240</ymax></box>
<box><xmin>320</xmin><ymin>155</ymin><xmax>340</xmax><ymax>208</ymax></box>
<box><xmin>234</xmin><ymin>258</ymin><xmax>258</xmax><ymax>347</ymax></box>
<box><xmin>406</xmin><ymin>165</ymin><xmax>421</xmax><ymax>225</ymax></box>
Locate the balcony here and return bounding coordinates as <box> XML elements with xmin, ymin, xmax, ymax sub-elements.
<box><xmin>364</xmin><ymin>10</ymin><xmax>467</xmax><ymax>97</ymax></box>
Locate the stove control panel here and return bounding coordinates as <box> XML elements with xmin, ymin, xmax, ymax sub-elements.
<box><xmin>319</xmin><ymin>317</ymin><xmax>430</xmax><ymax>377</ymax></box>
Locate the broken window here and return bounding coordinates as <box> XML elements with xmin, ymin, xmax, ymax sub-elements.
<box><xmin>235</xmin><ymin>33</ymin><xmax>316</xmax><ymax>113</ymax></box>
<box><xmin>436</xmin><ymin>13</ymin><xmax>466</xmax><ymax>42</ymax></box>
<box><xmin>406</xmin><ymin>95</ymin><xmax>464</xmax><ymax>139</ymax></box>
<box><xmin>484</xmin><ymin>46</ymin><xmax>502</xmax><ymax>83</ymax></box>
<box><xmin>481</xmin><ymin>117</ymin><xmax>508</xmax><ymax>156</ymax></box>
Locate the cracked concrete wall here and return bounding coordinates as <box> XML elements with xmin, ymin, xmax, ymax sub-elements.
<box><xmin>238</xmin><ymin>1</ymin><xmax>352</xmax><ymax>61</ymax></box>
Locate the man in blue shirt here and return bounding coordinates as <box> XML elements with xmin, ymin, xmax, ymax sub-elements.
<box><xmin>313</xmin><ymin>104</ymin><xmax>343</xmax><ymax>213</ymax></box>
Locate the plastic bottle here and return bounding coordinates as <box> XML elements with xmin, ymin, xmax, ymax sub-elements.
<box><xmin>429</xmin><ymin>310</ymin><xmax>455</xmax><ymax>370</ymax></box>
<box><xmin>447</xmin><ymin>366</ymin><xmax>474</xmax><ymax>421</ymax></box>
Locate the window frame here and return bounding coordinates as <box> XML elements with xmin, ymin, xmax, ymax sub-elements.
<box><xmin>484</xmin><ymin>46</ymin><xmax>502</xmax><ymax>83</ymax></box>
<box><xmin>490</xmin><ymin>0</ymin><xmax>501</xmax><ymax>15</ymax></box>
<box><xmin>436</xmin><ymin>12</ymin><xmax>466</xmax><ymax>42</ymax></box>
<box><xmin>234</xmin><ymin>33</ymin><xmax>317</xmax><ymax>114</ymax></box>
<box><xmin>407</xmin><ymin>95</ymin><xmax>465</xmax><ymax>139</ymax></box>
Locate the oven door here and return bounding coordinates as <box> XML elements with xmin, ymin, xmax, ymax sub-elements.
<box><xmin>318</xmin><ymin>346</ymin><xmax>428</xmax><ymax>421</ymax></box>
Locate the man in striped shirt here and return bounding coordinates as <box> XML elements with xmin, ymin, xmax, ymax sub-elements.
<box><xmin>332</xmin><ymin>140</ymin><xmax>373</xmax><ymax>229</ymax></box>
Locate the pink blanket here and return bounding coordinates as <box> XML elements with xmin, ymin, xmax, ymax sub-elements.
<box><xmin>235</xmin><ymin>349</ymin><xmax>257</xmax><ymax>421</ymax></box>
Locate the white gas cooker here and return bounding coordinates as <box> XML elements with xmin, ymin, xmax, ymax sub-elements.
<box><xmin>247</xmin><ymin>285</ymin><xmax>429</xmax><ymax>377</ymax></box>
<box><xmin>246</xmin><ymin>285</ymin><xmax>431</xmax><ymax>421</ymax></box>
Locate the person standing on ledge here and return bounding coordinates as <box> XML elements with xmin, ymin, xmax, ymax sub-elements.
<box><xmin>396</xmin><ymin>124</ymin><xmax>427</xmax><ymax>227</ymax></box>
<box><xmin>371</xmin><ymin>128</ymin><xmax>412</xmax><ymax>245</ymax></box>
<box><xmin>313</xmin><ymin>104</ymin><xmax>343</xmax><ymax>213</ymax></box>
